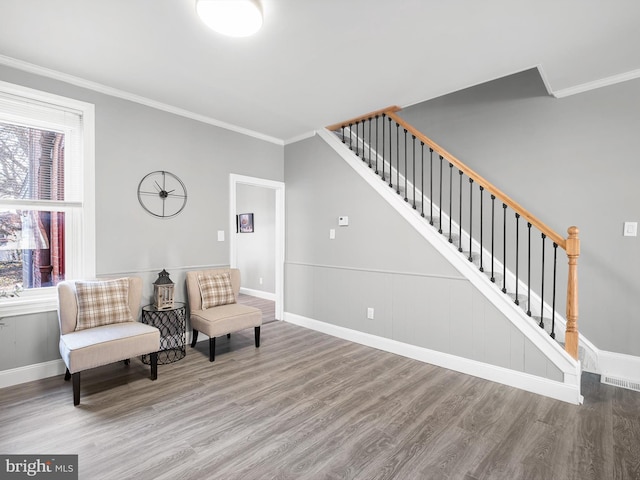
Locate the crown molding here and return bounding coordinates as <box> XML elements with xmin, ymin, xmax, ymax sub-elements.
<box><xmin>0</xmin><ymin>54</ymin><xmax>284</xmax><ymax>145</ymax></box>
<box><xmin>552</xmin><ymin>68</ymin><xmax>640</xmax><ymax>98</ymax></box>
<box><xmin>284</xmin><ymin>130</ymin><xmax>316</xmax><ymax>145</ymax></box>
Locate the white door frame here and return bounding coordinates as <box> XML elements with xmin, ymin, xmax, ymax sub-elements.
<box><xmin>229</xmin><ymin>174</ymin><xmax>285</xmax><ymax>320</ymax></box>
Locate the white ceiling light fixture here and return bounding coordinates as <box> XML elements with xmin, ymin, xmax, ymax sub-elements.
<box><xmin>196</xmin><ymin>0</ymin><xmax>263</xmax><ymax>37</ymax></box>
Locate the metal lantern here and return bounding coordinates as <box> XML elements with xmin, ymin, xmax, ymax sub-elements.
<box><xmin>153</xmin><ymin>269</ymin><xmax>175</xmax><ymax>310</ymax></box>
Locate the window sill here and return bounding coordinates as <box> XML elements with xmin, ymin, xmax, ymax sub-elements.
<box><xmin>0</xmin><ymin>291</ymin><xmax>57</xmax><ymax>317</ymax></box>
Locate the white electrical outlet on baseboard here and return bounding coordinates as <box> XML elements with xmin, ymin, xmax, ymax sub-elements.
<box><xmin>367</xmin><ymin>307</ymin><xmax>374</xmax><ymax>320</ymax></box>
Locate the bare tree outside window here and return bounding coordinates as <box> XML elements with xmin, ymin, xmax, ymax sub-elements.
<box><xmin>0</xmin><ymin>122</ymin><xmax>65</xmax><ymax>292</ymax></box>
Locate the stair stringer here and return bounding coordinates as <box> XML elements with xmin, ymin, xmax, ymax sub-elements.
<box><xmin>337</xmin><ymin>126</ymin><xmax>599</xmax><ymax>372</ymax></box>
<box><xmin>318</xmin><ymin>128</ymin><xmax>582</xmax><ymax>404</ymax></box>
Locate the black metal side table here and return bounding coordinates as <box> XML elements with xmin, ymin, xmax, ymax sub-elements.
<box><xmin>141</xmin><ymin>302</ymin><xmax>186</xmax><ymax>365</ymax></box>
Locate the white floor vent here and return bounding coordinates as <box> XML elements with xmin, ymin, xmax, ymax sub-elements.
<box><xmin>602</xmin><ymin>376</ymin><xmax>640</xmax><ymax>392</ymax></box>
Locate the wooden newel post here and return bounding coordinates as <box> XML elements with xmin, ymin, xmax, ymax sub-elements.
<box><xmin>565</xmin><ymin>226</ymin><xmax>580</xmax><ymax>360</ymax></box>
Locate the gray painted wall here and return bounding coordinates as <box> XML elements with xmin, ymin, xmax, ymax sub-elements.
<box><xmin>0</xmin><ymin>64</ymin><xmax>284</xmax><ymax>373</ymax></box>
<box><xmin>399</xmin><ymin>69</ymin><xmax>640</xmax><ymax>356</ymax></box>
<box><xmin>236</xmin><ymin>183</ymin><xmax>276</xmax><ymax>293</ymax></box>
<box><xmin>284</xmin><ymin>135</ymin><xmax>563</xmax><ymax>381</ymax></box>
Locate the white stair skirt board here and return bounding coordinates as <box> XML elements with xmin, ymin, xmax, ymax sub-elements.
<box><xmin>0</xmin><ymin>359</ymin><xmax>66</xmax><ymax>389</ymax></box>
<box><xmin>285</xmin><ymin>312</ymin><xmax>583</xmax><ymax>405</ymax></box>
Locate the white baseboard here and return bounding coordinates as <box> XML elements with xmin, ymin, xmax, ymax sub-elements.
<box><xmin>0</xmin><ymin>359</ymin><xmax>66</xmax><ymax>389</ymax></box>
<box><xmin>284</xmin><ymin>312</ymin><xmax>583</xmax><ymax>404</ymax></box>
<box><xmin>239</xmin><ymin>287</ymin><xmax>276</xmax><ymax>301</ymax></box>
<box><xmin>598</xmin><ymin>350</ymin><xmax>640</xmax><ymax>390</ymax></box>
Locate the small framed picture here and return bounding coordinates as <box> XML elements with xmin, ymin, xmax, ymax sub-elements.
<box><xmin>237</xmin><ymin>213</ymin><xmax>254</xmax><ymax>233</ymax></box>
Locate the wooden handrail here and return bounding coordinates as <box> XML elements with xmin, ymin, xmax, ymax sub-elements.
<box><xmin>325</xmin><ymin>106</ymin><xmax>401</xmax><ymax>133</ymax></box>
<box><xmin>385</xmin><ymin>111</ymin><xmax>566</xmax><ymax>250</ymax></box>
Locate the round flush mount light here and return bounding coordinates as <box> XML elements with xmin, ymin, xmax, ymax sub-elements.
<box><xmin>196</xmin><ymin>0</ymin><xmax>263</xmax><ymax>37</ymax></box>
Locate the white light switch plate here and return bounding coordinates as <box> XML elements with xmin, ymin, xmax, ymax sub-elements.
<box><xmin>217</xmin><ymin>230</ymin><xmax>225</xmax><ymax>241</ymax></box>
<box><xmin>329</xmin><ymin>229</ymin><xmax>336</xmax><ymax>240</ymax></box>
<box><xmin>624</xmin><ymin>222</ymin><xmax>637</xmax><ymax>237</ymax></box>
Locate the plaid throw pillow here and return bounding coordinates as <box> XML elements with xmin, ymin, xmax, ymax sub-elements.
<box><xmin>197</xmin><ymin>272</ymin><xmax>236</xmax><ymax>309</ymax></box>
<box><xmin>74</xmin><ymin>278</ymin><xmax>133</xmax><ymax>331</ymax></box>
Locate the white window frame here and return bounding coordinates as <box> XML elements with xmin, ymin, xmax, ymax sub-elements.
<box><xmin>0</xmin><ymin>80</ymin><xmax>95</xmax><ymax>317</ymax></box>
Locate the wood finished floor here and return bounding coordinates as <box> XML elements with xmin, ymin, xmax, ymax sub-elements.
<box><xmin>237</xmin><ymin>293</ymin><xmax>276</xmax><ymax>323</ymax></box>
<box><xmin>1</xmin><ymin>320</ymin><xmax>639</xmax><ymax>479</ymax></box>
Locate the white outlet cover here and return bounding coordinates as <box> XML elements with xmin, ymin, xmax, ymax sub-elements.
<box><xmin>329</xmin><ymin>229</ymin><xmax>336</xmax><ymax>239</ymax></box>
<box><xmin>624</xmin><ymin>222</ymin><xmax>638</xmax><ymax>237</ymax></box>
<box><xmin>217</xmin><ymin>230</ymin><xmax>225</xmax><ymax>241</ymax></box>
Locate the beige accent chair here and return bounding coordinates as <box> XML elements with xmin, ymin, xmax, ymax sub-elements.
<box><xmin>186</xmin><ymin>268</ymin><xmax>262</xmax><ymax>362</ymax></box>
<box><xmin>57</xmin><ymin>277</ymin><xmax>160</xmax><ymax>406</ymax></box>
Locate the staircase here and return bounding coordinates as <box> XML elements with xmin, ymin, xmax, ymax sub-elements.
<box><xmin>317</xmin><ymin>106</ymin><xmax>595</xmax><ymax>403</ymax></box>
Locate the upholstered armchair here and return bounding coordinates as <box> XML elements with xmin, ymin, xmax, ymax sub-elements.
<box><xmin>57</xmin><ymin>277</ymin><xmax>160</xmax><ymax>406</ymax></box>
<box><xmin>186</xmin><ymin>268</ymin><xmax>262</xmax><ymax>362</ymax></box>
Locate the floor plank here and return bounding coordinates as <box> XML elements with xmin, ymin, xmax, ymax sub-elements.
<box><xmin>1</xmin><ymin>320</ymin><xmax>639</xmax><ymax>480</ymax></box>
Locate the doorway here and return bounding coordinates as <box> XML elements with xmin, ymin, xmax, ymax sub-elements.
<box><xmin>229</xmin><ymin>174</ymin><xmax>285</xmax><ymax>320</ymax></box>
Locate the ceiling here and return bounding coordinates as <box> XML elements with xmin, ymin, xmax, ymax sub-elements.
<box><xmin>1</xmin><ymin>0</ymin><xmax>639</xmax><ymax>144</ymax></box>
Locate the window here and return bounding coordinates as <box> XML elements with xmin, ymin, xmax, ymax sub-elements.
<box><xmin>0</xmin><ymin>81</ymin><xmax>95</xmax><ymax>316</ymax></box>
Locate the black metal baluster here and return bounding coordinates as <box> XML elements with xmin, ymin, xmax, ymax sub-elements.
<box><xmin>438</xmin><ymin>155</ymin><xmax>443</xmax><ymax>234</ymax></box>
<box><xmin>375</xmin><ymin>115</ymin><xmax>379</xmax><ymax>174</ymax></box>
<box><xmin>349</xmin><ymin>123</ymin><xmax>353</xmax><ymax>151</ymax></box>
<box><xmin>448</xmin><ymin>163</ymin><xmax>453</xmax><ymax>243</ymax></box>
<box><xmin>403</xmin><ymin>129</ymin><xmax>408</xmax><ymax>201</ymax></box>
<box><xmin>362</xmin><ymin>119</ymin><xmax>367</xmax><ymax>163</ymax></box>
<box><xmin>412</xmin><ymin>135</ymin><xmax>417</xmax><ymax>208</ymax></box>
<box><xmin>360</xmin><ymin>119</ymin><xmax>365</xmax><ymax>158</ymax></box>
<box><xmin>479</xmin><ymin>186</ymin><xmax>484</xmax><ymax>272</ymax></box>
<box><xmin>540</xmin><ymin>233</ymin><xmax>546</xmax><ymax>328</ymax></box>
<box><xmin>515</xmin><ymin>213</ymin><xmax>520</xmax><ymax>305</ymax></box>
<box><xmin>368</xmin><ymin>118</ymin><xmax>372</xmax><ymax>168</ymax></box>
<box><xmin>396</xmin><ymin>123</ymin><xmax>400</xmax><ymax>193</ymax></box>
<box><xmin>430</xmin><ymin>149</ymin><xmax>434</xmax><ymax>225</ymax></box>
<box><xmin>381</xmin><ymin>115</ymin><xmax>386</xmax><ymax>182</ymax></box>
<box><xmin>490</xmin><ymin>194</ymin><xmax>496</xmax><ymax>282</ymax></box>
<box><xmin>420</xmin><ymin>142</ymin><xmax>425</xmax><ymax>216</ymax></box>
<box><xmin>527</xmin><ymin>222</ymin><xmax>532</xmax><ymax>316</ymax></box>
<box><xmin>341</xmin><ymin>125</ymin><xmax>346</xmax><ymax>143</ymax></box>
<box><xmin>389</xmin><ymin>117</ymin><xmax>393</xmax><ymax>188</ymax></box>
<box><xmin>356</xmin><ymin>122</ymin><xmax>364</xmax><ymax>161</ymax></box>
<box><xmin>468</xmin><ymin>178</ymin><xmax>474</xmax><ymax>261</ymax></box>
<box><xmin>356</xmin><ymin>121</ymin><xmax>361</xmax><ymax>156</ymax></box>
<box><xmin>502</xmin><ymin>203</ymin><xmax>507</xmax><ymax>293</ymax></box>
<box><xmin>551</xmin><ymin>242</ymin><xmax>558</xmax><ymax>339</ymax></box>
<box><xmin>458</xmin><ymin>170</ymin><xmax>463</xmax><ymax>252</ymax></box>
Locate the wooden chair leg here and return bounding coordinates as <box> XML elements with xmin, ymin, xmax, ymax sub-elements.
<box><xmin>72</xmin><ymin>372</ymin><xmax>81</xmax><ymax>406</ymax></box>
<box><xmin>150</xmin><ymin>352</ymin><xmax>158</xmax><ymax>380</ymax></box>
<box><xmin>191</xmin><ymin>329</ymin><xmax>199</xmax><ymax>347</ymax></box>
<box><xmin>209</xmin><ymin>337</ymin><xmax>216</xmax><ymax>362</ymax></box>
<box><xmin>64</xmin><ymin>368</ymin><xmax>71</xmax><ymax>381</ymax></box>
<box><xmin>255</xmin><ymin>326</ymin><xmax>261</xmax><ymax>348</ymax></box>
